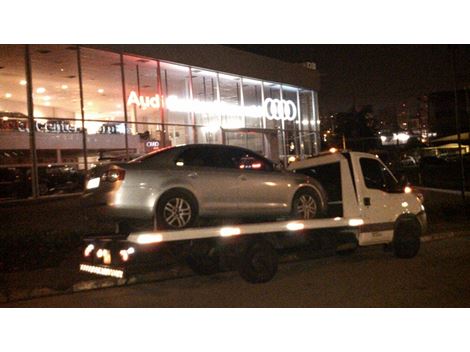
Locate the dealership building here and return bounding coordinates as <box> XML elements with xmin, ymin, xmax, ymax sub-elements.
<box><xmin>0</xmin><ymin>44</ymin><xmax>321</xmax><ymax>200</ymax></box>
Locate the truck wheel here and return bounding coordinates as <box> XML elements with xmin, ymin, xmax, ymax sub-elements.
<box><xmin>291</xmin><ymin>186</ymin><xmax>326</xmax><ymax>220</ymax></box>
<box><xmin>238</xmin><ymin>240</ymin><xmax>278</xmax><ymax>284</ymax></box>
<box><xmin>156</xmin><ymin>190</ymin><xmax>198</xmax><ymax>230</ymax></box>
<box><xmin>393</xmin><ymin>221</ymin><xmax>421</xmax><ymax>258</ymax></box>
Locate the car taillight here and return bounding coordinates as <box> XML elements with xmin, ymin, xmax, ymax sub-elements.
<box><xmin>101</xmin><ymin>169</ymin><xmax>125</xmax><ymax>183</ymax></box>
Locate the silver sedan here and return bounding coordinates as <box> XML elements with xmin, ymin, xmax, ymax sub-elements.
<box><xmin>83</xmin><ymin>144</ymin><xmax>327</xmax><ymax>230</ymax></box>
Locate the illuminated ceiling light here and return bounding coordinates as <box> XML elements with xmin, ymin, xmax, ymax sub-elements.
<box><xmin>36</xmin><ymin>87</ymin><xmax>46</xmax><ymax>94</ymax></box>
<box><xmin>61</xmin><ymin>84</ymin><xmax>68</xmax><ymax>90</ymax></box>
<box><xmin>60</xmin><ymin>68</ymin><xmax>64</xmax><ymax>72</ymax></box>
<box><xmin>4</xmin><ymin>93</ymin><xmax>12</xmax><ymax>98</ymax></box>
<box><xmin>97</xmin><ymin>88</ymin><xmax>105</xmax><ymax>94</ymax></box>
<box><xmin>19</xmin><ymin>80</ymin><xmax>27</xmax><ymax>86</ymax></box>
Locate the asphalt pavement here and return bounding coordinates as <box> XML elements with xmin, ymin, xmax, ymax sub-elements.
<box><xmin>4</xmin><ymin>235</ymin><xmax>470</xmax><ymax>307</ymax></box>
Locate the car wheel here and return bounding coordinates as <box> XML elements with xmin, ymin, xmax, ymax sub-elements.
<box><xmin>156</xmin><ymin>190</ymin><xmax>198</xmax><ymax>230</ymax></box>
<box><xmin>238</xmin><ymin>240</ymin><xmax>278</xmax><ymax>284</ymax></box>
<box><xmin>393</xmin><ymin>220</ymin><xmax>421</xmax><ymax>258</ymax></box>
<box><xmin>291</xmin><ymin>187</ymin><xmax>324</xmax><ymax>220</ymax></box>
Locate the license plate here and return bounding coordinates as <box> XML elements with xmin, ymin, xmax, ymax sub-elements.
<box><xmin>79</xmin><ymin>264</ymin><xmax>124</xmax><ymax>279</ymax></box>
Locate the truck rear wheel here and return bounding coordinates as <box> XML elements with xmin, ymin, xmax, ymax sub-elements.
<box><xmin>393</xmin><ymin>220</ymin><xmax>421</xmax><ymax>258</ymax></box>
<box><xmin>238</xmin><ymin>240</ymin><xmax>278</xmax><ymax>284</ymax></box>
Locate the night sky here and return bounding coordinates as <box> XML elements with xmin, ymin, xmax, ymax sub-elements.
<box><xmin>230</xmin><ymin>45</ymin><xmax>470</xmax><ymax>115</ymax></box>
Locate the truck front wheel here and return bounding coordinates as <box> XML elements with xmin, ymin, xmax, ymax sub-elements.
<box><xmin>393</xmin><ymin>220</ymin><xmax>421</xmax><ymax>258</ymax></box>
<box><xmin>238</xmin><ymin>240</ymin><xmax>278</xmax><ymax>284</ymax></box>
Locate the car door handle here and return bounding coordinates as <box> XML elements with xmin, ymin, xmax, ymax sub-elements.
<box><xmin>364</xmin><ymin>197</ymin><xmax>371</xmax><ymax>206</ymax></box>
<box><xmin>187</xmin><ymin>172</ymin><xmax>198</xmax><ymax>178</ymax></box>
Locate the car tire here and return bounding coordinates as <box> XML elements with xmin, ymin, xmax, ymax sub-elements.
<box><xmin>156</xmin><ymin>190</ymin><xmax>198</xmax><ymax>230</ymax></box>
<box><xmin>393</xmin><ymin>220</ymin><xmax>421</xmax><ymax>258</ymax></box>
<box><xmin>291</xmin><ymin>185</ymin><xmax>326</xmax><ymax>220</ymax></box>
<box><xmin>238</xmin><ymin>240</ymin><xmax>278</xmax><ymax>284</ymax></box>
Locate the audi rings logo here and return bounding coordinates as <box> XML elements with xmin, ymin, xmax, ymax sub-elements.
<box><xmin>263</xmin><ymin>98</ymin><xmax>297</xmax><ymax>121</ymax></box>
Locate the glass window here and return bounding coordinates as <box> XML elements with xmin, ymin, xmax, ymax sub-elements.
<box><xmin>81</xmin><ymin>47</ymin><xmax>124</xmax><ymax>122</ymax></box>
<box><xmin>242</xmin><ymin>78</ymin><xmax>263</xmax><ymax>128</ymax></box>
<box><xmin>0</xmin><ymin>45</ymin><xmax>28</xmax><ymax>115</ymax></box>
<box><xmin>123</xmin><ymin>55</ymin><xmax>161</xmax><ymax>128</ymax></box>
<box><xmin>85</xmin><ymin>125</ymin><xmax>127</xmax><ymax>166</ymax></box>
<box><xmin>30</xmin><ymin>45</ymin><xmax>87</xmax><ymax>196</ymax></box>
<box><xmin>218</xmin><ymin>73</ymin><xmax>243</xmax><ymax>129</ymax></box>
<box><xmin>360</xmin><ymin>157</ymin><xmax>399</xmax><ymax>192</ymax></box>
<box><xmin>161</xmin><ymin>61</ymin><xmax>192</xmax><ymax>127</ymax></box>
<box><xmin>31</xmin><ymin>45</ymin><xmax>81</xmax><ymax>120</ymax></box>
<box><xmin>263</xmin><ymin>82</ymin><xmax>281</xmax><ymax>129</ymax></box>
<box><xmin>0</xmin><ymin>45</ymin><xmax>33</xmax><ymax>200</ymax></box>
<box><xmin>299</xmin><ymin>90</ymin><xmax>315</xmax><ymax>156</ymax></box>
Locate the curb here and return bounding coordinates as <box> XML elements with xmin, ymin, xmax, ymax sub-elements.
<box><xmin>420</xmin><ymin>229</ymin><xmax>470</xmax><ymax>243</ymax></box>
<box><xmin>2</xmin><ymin>229</ymin><xmax>470</xmax><ymax>304</ymax></box>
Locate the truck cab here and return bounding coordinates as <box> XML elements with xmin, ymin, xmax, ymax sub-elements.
<box><xmin>289</xmin><ymin>151</ymin><xmax>426</xmax><ymax>248</ymax></box>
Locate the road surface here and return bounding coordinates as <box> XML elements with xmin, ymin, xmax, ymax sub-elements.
<box><xmin>5</xmin><ymin>236</ymin><xmax>470</xmax><ymax>307</ymax></box>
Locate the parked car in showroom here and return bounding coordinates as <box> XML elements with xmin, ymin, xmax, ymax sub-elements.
<box><xmin>83</xmin><ymin>144</ymin><xmax>327</xmax><ymax>231</ymax></box>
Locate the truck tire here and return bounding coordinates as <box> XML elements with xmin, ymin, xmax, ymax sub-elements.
<box><xmin>238</xmin><ymin>240</ymin><xmax>278</xmax><ymax>284</ymax></box>
<box><xmin>393</xmin><ymin>220</ymin><xmax>421</xmax><ymax>258</ymax></box>
<box><xmin>156</xmin><ymin>190</ymin><xmax>198</xmax><ymax>230</ymax></box>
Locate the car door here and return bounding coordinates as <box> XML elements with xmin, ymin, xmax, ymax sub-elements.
<box><xmin>175</xmin><ymin>146</ymin><xmax>240</xmax><ymax>216</ymax></box>
<box><xmin>356</xmin><ymin>156</ymin><xmax>405</xmax><ymax>244</ymax></box>
<box><xmin>230</xmin><ymin>149</ymin><xmax>290</xmax><ymax>217</ymax></box>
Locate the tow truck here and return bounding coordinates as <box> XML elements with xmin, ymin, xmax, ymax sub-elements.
<box><xmin>80</xmin><ymin>151</ymin><xmax>427</xmax><ymax>284</ymax></box>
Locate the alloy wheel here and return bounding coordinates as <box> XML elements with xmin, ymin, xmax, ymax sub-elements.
<box><xmin>163</xmin><ymin>197</ymin><xmax>192</xmax><ymax>228</ymax></box>
<box><xmin>296</xmin><ymin>194</ymin><xmax>317</xmax><ymax>219</ymax></box>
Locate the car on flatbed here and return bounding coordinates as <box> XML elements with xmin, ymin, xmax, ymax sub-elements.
<box><xmin>83</xmin><ymin>144</ymin><xmax>328</xmax><ymax>230</ymax></box>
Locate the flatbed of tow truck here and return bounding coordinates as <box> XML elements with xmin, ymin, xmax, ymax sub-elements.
<box><xmin>80</xmin><ymin>151</ymin><xmax>426</xmax><ymax>283</ymax></box>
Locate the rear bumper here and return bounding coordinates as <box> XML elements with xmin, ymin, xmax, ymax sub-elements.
<box><xmin>82</xmin><ymin>191</ymin><xmax>154</xmax><ymax>221</ymax></box>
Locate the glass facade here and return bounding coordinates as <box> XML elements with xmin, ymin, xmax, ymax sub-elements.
<box><xmin>0</xmin><ymin>44</ymin><xmax>320</xmax><ymax>201</ymax></box>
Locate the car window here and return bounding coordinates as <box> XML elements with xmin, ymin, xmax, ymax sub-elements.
<box><xmin>226</xmin><ymin>148</ymin><xmax>273</xmax><ymax>172</ymax></box>
<box><xmin>174</xmin><ymin>145</ymin><xmax>274</xmax><ymax>171</ymax></box>
<box><xmin>360</xmin><ymin>157</ymin><xmax>399</xmax><ymax>192</ymax></box>
<box><xmin>177</xmin><ymin>146</ymin><xmax>238</xmax><ymax>169</ymax></box>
